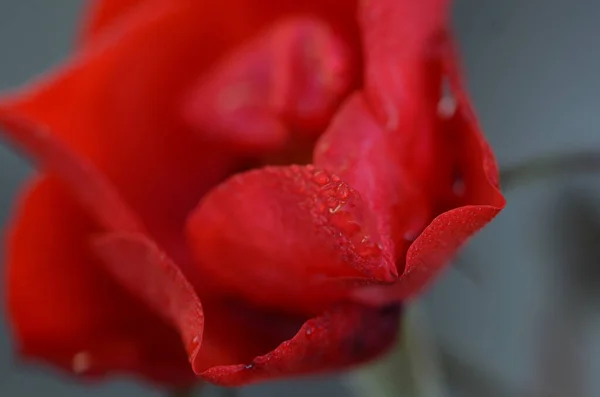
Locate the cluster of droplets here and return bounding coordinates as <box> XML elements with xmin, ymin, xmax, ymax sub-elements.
<box><xmin>279</xmin><ymin>165</ymin><xmax>383</xmax><ymax>273</ymax></box>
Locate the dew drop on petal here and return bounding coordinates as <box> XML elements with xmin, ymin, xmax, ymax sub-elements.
<box><xmin>356</xmin><ymin>237</ymin><xmax>383</xmax><ymax>258</ymax></box>
<box><xmin>312</xmin><ymin>170</ymin><xmax>330</xmax><ymax>186</ymax></box>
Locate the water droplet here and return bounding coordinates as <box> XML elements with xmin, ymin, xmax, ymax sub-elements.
<box><xmin>187</xmin><ymin>335</ymin><xmax>201</xmax><ymax>353</ymax></box>
<box><xmin>313</xmin><ymin>171</ymin><xmax>330</xmax><ymax>186</ymax></box>
<box><xmin>72</xmin><ymin>351</ymin><xmax>92</xmax><ymax>374</ymax></box>
<box><xmin>330</xmin><ymin>210</ymin><xmax>362</xmax><ymax>237</ymax></box>
<box><xmin>326</xmin><ymin>197</ymin><xmax>339</xmax><ymax>208</ymax></box>
<box><xmin>244</xmin><ymin>363</ymin><xmax>254</xmax><ymax>370</ymax></box>
<box><xmin>305</xmin><ymin>327</ymin><xmax>313</xmax><ymax>336</ymax></box>
<box><xmin>336</xmin><ymin>185</ymin><xmax>350</xmax><ymax>200</ymax></box>
<box><xmin>356</xmin><ymin>237</ymin><xmax>382</xmax><ymax>258</ymax></box>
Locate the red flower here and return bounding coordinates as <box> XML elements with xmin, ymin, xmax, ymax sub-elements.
<box><xmin>0</xmin><ymin>0</ymin><xmax>505</xmax><ymax>387</ymax></box>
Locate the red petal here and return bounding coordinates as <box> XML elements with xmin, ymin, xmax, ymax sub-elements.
<box><xmin>358</xmin><ymin>0</ymin><xmax>451</xmax><ymax>191</ymax></box>
<box><xmin>90</xmin><ymin>233</ymin><xmax>307</xmax><ymax>377</ymax></box>
<box><xmin>379</xmin><ymin>40</ymin><xmax>505</xmax><ymax>299</ymax></box>
<box><xmin>314</xmin><ymin>93</ymin><xmax>432</xmax><ymax>264</ymax></box>
<box><xmin>312</xmin><ymin>0</ymin><xmax>506</xmax><ymax>302</ymax></box>
<box><xmin>6</xmin><ymin>176</ymin><xmax>193</xmax><ymax>385</ymax></box>
<box><xmin>359</xmin><ymin>0</ymin><xmax>449</xmax><ymax>127</ymax></box>
<box><xmin>201</xmin><ymin>303</ymin><xmax>401</xmax><ymax>386</ymax></box>
<box><xmin>91</xmin><ymin>233</ymin><xmax>205</xmax><ymax>363</ymax></box>
<box><xmin>186</xmin><ymin>165</ymin><xmax>398</xmax><ymax>315</ymax></box>
<box><xmin>386</xmin><ymin>40</ymin><xmax>505</xmax><ymax>300</ymax></box>
<box><xmin>182</xmin><ymin>17</ymin><xmax>353</xmax><ymax>153</ymax></box>
<box><xmin>0</xmin><ymin>0</ymin><xmax>237</xmax><ymax>272</ymax></box>
<box><xmin>0</xmin><ymin>113</ymin><xmax>143</xmax><ymax>234</ymax></box>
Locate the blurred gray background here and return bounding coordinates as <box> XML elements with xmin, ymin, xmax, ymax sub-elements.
<box><xmin>1</xmin><ymin>1</ymin><xmax>600</xmax><ymax>396</ymax></box>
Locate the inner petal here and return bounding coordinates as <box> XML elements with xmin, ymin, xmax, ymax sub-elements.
<box><xmin>181</xmin><ymin>17</ymin><xmax>354</xmax><ymax>158</ymax></box>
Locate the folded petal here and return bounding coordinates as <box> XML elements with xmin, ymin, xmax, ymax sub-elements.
<box><xmin>6</xmin><ymin>176</ymin><xmax>193</xmax><ymax>385</ymax></box>
<box><xmin>186</xmin><ymin>165</ymin><xmax>398</xmax><ymax>315</ymax></box>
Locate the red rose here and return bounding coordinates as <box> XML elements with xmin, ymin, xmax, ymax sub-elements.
<box><xmin>0</xmin><ymin>0</ymin><xmax>505</xmax><ymax>388</ymax></box>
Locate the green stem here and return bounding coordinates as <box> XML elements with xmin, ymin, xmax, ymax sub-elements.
<box><xmin>501</xmin><ymin>151</ymin><xmax>600</xmax><ymax>191</ymax></box>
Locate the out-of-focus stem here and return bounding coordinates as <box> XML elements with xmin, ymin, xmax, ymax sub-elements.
<box><xmin>501</xmin><ymin>151</ymin><xmax>600</xmax><ymax>191</ymax></box>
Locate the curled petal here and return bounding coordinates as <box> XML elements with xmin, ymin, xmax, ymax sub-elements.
<box><xmin>6</xmin><ymin>176</ymin><xmax>192</xmax><ymax>384</ymax></box>
<box><xmin>92</xmin><ymin>233</ymin><xmax>205</xmax><ymax>363</ymax></box>
<box><xmin>0</xmin><ymin>113</ymin><xmax>142</xmax><ymax>233</ymax></box>
<box><xmin>186</xmin><ymin>165</ymin><xmax>398</xmax><ymax>315</ymax></box>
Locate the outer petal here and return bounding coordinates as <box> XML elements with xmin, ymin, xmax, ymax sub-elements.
<box><xmin>91</xmin><ymin>233</ymin><xmax>205</xmax><ymax>364</ymax></box>
<box><xmin>92</xmin><ymin>232</ymin><xmax>400</xmax><ymax>386</ymax></box>
<box><xmin>359</xmin><ymin>0</ymin><xmax>451</xmax><ymax>193</ymax></box>
<box><xmin>186</xmin><ymin>165</ymin><xmax>398</xmax><ymax>315</ymax></box>
<box><xmin>6</xmin><ymin>176</ymin><xmax>193</xmax><ymax>385</ymax></box>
